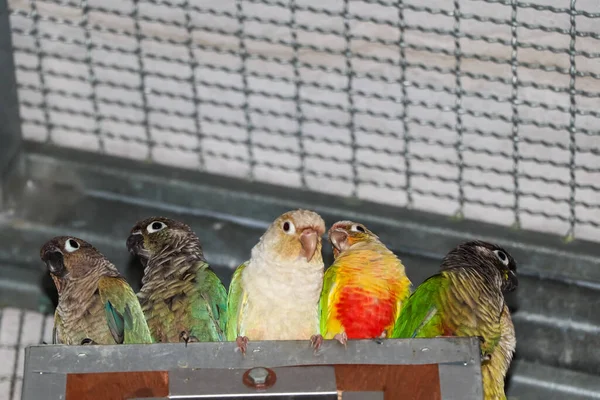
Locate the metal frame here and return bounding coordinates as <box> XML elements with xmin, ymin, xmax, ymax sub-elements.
<box><xmin>0</xmin><ymin>0</ymin><xmax>23</xmax><ymax>208</ymax></box>
<box><xmin>21</xmin><ymin>338</ymin><xmax>483</xmax><ymax>400</ymax></box>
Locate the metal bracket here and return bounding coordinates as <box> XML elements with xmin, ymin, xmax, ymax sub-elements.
<box><xmin>168</xmin><ymin>366</ymin><xmax>338</xmax><ymax>399</ymax></box>
<box><xmin>127</xmin><ymin>368</ymin><xmax>387</xmax><ymax>399</ymax></box>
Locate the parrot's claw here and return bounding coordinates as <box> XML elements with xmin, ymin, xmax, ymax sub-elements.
<box><xmin>371</xmin><ymin>330</ymin><xmax>387</xmax><ymax>344</ymax></box>
<box><xmin>310</xmin><ymin>334</ymin><xmax>324</xmax><ymax>352</ymax></box>
<box><xmin>180</xmin><ymin>331</ymin><xmax>200</xmax><ymax>348</ymax></box>
<box><xmin>80</xmin><ymin>338</ymin><xmax>97</xmax><ymax>345</ymax></box>
<box><xmin>476</xmin><ymin>336</ymin><xmax>492</xmax><ymax>362</ymax></box>
<box><xmin>333</xmin><ymin>332</ymin><xmax>348</xmax><ymax>349</ymax></box>
<box><xmin>235</xmin><ymin>336</ymin><xmax>249</xmax><ymax>356</ymax></box>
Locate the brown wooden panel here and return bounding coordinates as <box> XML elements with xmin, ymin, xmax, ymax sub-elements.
<box><xmin>335</xmin><ymin>364</ymin><xmax>441</xmax><ymax>400</ymax></box>
<box><xmin>66</xmin><ymin>371</ymin><xmax>168</xmax><ymax>400</ymax></box>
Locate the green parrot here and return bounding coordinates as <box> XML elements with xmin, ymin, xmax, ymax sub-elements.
<box><xmin>40</xmin><ymin>236</ymin><xmax>153</xmax><ymax>345</ymax></box>
<box><xmin>392</xmin><ymin>240</ymin><xmax>518</xmax><ymax>400</ymax></box>
<box><xmin>127</xmin><ymin>217</ymin><xmax>227</xmax><ymax>344</ymax></box>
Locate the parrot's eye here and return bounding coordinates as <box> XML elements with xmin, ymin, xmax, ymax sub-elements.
<box><xmin>64</xmin><ymin>239</ymin><xmax>80</xmax><ymax>253</ymax></box>
<box><xmin>351</xmin><ymin>224</ymin><xmax>366</xmax><ymax>233</ymax></box>
<box><xmin>493</xmin><ymin>250</ymin><xmax>509</xmax><ymax>266</ymax></box>
<box><xmin>282</xmin><ymin>220</ymin><xmax>295</xmax><ymax>234</ymax></box>
<box><xmin>147</xmin><ymin>221</ymin><xmax>167</xmax><ymax>233</ymax></box>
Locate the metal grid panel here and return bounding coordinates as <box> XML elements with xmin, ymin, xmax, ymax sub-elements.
<box><xmin>6</xmin><ymin>0</ymin><xmax>600</xmax><ymax>242</ymax></box>
<box><xmin>0</xmin><ymin>308</ymin><xmax>53</xmax><ymax>400</ymax></box>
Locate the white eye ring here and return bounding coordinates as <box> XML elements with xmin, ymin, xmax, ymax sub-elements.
<box><xmin>147</xmin><ymin>221</ymin><xmax>167</xmax><ymax>233</ymax></box>
<box><xmin>282</xmin><ymin>220</ymin><xmax>295</xmax><ymax>235</ymax></box>
<box><xmin>350</xmin><ymin>224</ymin><xmax>366</xmax><ymax>233</ymax></box>
<box><xmin>65</xmin><ymin>238</ymin><xmax>80</xmax><ymax>253</ymax></box>
<box><xmin>493</xmin><ymin>250</ymin><xmax>509</xmax><ymax>266</ymax></box>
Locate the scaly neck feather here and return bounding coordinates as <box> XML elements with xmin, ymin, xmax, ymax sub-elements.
<box><xmin>57</xmin><ymin>262</ymin><xmax>119</xmax><ymax>321</ymax></box>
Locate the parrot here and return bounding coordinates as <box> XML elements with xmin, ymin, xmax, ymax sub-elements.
<box><xmin>126</xmin><ymin>216</ymin><xmax>228</xmax><ymax>344</ymax></box>
<box><xmin>226</xmin><ymin>209</ymin><xmax>326</xmax><ymax>355</ymax></box>
<box><xmin>315</xmin><ymin>220</ymin><xmax>412</xmax><ymax>348</ymax></box>
<box><xmin>40</xmin><ymin>236</ymin><xmax>153</xmax><ymax>345</ymax></box>
<box><xmin>391</xmin><ymin>240</ymin><xmax>518</xmax><ymax>400</ymax></box>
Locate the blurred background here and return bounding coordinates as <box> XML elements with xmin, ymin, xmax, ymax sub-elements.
<box><xmin>0</xmin><ymin>0</ymin><xmax>599</xmax><ymax>399</ymax></box>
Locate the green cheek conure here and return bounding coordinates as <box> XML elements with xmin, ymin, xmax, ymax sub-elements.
<box><xmin>392</xmin><ymin>240</ymin><xmax>518</xmax><ymax>400</ymax></box>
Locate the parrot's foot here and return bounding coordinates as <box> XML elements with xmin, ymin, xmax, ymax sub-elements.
<box><xmin>179</xmin><ymin>331</ymin><xmax>199</xmax><ymax>347</ymax></box>
<box><xmin>80</xmin><ymin>338</ymin><xmax>97</xmax><ymax>345</ymax></box>
<box><xmin>235</xmin><ymin>336</ymin><xmax>249</xmax><ymax>356</ymax></box>
<box><xmin>371</xmin><ymin>331</ymin><xmax>387</xmax><ymax>344</ymax></box>
<box><xmin>310</xmin><ymin>334</ymin><xmax>324</xmax><ymax>351</ymax></box>
<box><xmin>476</xmin><ymin>336</ymin><xmax>492</xmax><ymax>362</ymax></box>
<box><xmin>333</xmin><ymin>332</ymin><xmax>348</xmax><ymax>348</ymax></box>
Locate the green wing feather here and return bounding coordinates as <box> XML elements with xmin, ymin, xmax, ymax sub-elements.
<box><xmin>319</xmin><ymin>264</ymin><xmax>338</xmax><ymax>336</ymax></box>
<box><xmin>392</xmin><ymin>274</ymin><xmax>447</xmax><ymax>339</ymax></box>
<box><xmin>188</xmin><ymin>262</ymin><xmax>228</xmax><ymax>341</ymax></box>
<box><xmin>104</xmin><ymin>300</ymin><xmax>125</xmax><ymax>344</ymax></box>
<box><xmin>225</xmin><ymin>261</ymin><xmax>248</xmax><ymax>341</ymax></box>
<box><xmin>98</xmin><ymin>276</ymin><xmax>154</xmax><ymax>344</ymax></box>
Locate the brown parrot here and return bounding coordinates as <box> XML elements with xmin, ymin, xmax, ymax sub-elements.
<box><xmin>40</xmin><ymin>236</ymin><xmax>152</xmax><ymax>345</ymax></box>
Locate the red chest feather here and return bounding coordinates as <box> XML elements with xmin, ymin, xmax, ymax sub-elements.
<box><xmin>336</xmin><ymin>287</ymin><xmax>396</xmax><ymax>339</ymax></box>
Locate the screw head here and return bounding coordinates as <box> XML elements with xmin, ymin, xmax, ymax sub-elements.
<box><xmin>243</xmin><ymin>366</ymin><xmax>276</xmax><ymax>390</ymax></box>
<box><xmin>248</xmin><ymin>367</ymin><xmax>269</xmax><ymax>384</ymax></box>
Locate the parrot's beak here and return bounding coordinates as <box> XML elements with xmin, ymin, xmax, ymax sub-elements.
<box><xmin>299</xmin><ymin>228</ymin><xmax>319</xmax><ymax>261</ymax></box>
<box><xmin>40</xmin><ymin>245</ymin><xmax>66</xmax><ymax>277</ymax></box>
<box><xmin>126</xmin><ymin>231</ymin><xmax>144</xmax><ymax>256</ymax></box>
<box><xmin>329</xmin><ymin>229</ymin><xmax>349</xmax><ymax>254</ymax></box>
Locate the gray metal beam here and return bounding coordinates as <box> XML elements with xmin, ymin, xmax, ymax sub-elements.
<box><xmin>23</xmin><ymin>338</ymin><xmax>480</xmax><ymax>373</ymax></box>
<box><xmin>0</xmin><ymin>0</ymin><xmax>23</xmax><ymax>207</ymax></box>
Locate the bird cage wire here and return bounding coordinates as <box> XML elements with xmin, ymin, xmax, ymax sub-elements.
<box><xmin>0</xmin><ymin>308</ymin><xmax>53</xmax><ymax>400</ymax></box>
<box><xmin>1</xmin><ymin>0</ymin><xmax>600</xmax><ymax>398</ymax></box>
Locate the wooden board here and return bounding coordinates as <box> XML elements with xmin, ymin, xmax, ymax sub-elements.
<box><xmin>66</xmin><ymin>371</ymin><xmax>168</xmax><ymax>400</ymax></box>
<box><xmin>335</xmin><ymin>364</ymin><xmax>441</xmax><ymax>400</ymax></box>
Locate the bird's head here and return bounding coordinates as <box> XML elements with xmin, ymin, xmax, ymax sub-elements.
<box><xmin>257</xmin><ymin>209</ymin><xmax>326</xmax><ymax>265</ymax></box>
<box><xmin>442</xmin><ymin>240</ymin><xmax>518</xmax><ymax>293</ymax></box>
<box><xmin>327</xmin><ymin>220</ymin><xmax>380</xmax><ymax>259</ymax></box>
<box><xmin>126</xmin><ymin>216</ymin><xmax>203</xmax><ymax>268</ymax></box>
<box><xmin>40</xmin><ymin>236</ymin><xmax>113</xmax><ymax>293</ymax></box>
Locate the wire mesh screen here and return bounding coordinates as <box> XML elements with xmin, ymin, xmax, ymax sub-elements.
<box><xmin>6</xmin><ymin>0</ymin><xmax>600</xmax><ymax>242</ymax></box>
<box><xmin>0</xmin><ymin>308</ymin><xmax>53</xmax><ymax>400</ymax></box>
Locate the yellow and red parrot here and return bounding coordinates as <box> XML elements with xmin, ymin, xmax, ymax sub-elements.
<box><xmin>316</xmin><ymin>221</ymin><xmax>412</xmax><ymax>346</ymax></box>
